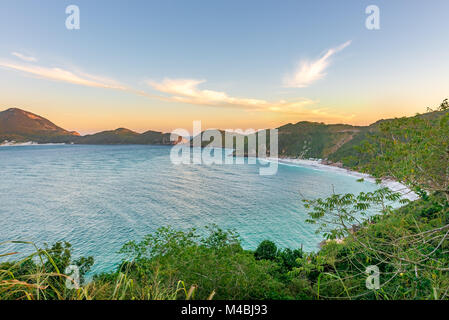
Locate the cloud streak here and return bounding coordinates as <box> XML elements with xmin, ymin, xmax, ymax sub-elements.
<box><xmin>284</xmin><ymin>41</ymin><xmax>351</xmax><ymax>88</ymax></box>
<box><xmin>0</xmin><ymin>53</ymin><xmax>354</xmax><ymax>121</ymax></box>
<box><xmin>148</xmin><ymin>78</ymin><xmax>270</xmax><ymax>109</ymax></box>
<box><xmin>147</xmin><ymin>78</ymin><xmax>353</xmax><ymax>121</ymax></box>
<box><xmin>0</xmin><ymin>60</ymin><xmax>128</xmax><ymax>90</ymax></box>
<box><xmin>11</xmin><ymin>52</ymin><xmax>37</xmax><ymax>62</ymax></box>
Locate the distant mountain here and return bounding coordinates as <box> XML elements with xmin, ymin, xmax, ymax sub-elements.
<box><xmin>76</xmin><ymin>128</ymin><xmax>176</xmax><ymax>145</ymax></box>
<box><xmin>2</xmin><ymin>107</ymin><xmax>446</xmax><ymax>157</ymax></box>
<box><xmin>0</xmin><ymin>108</ymin><xmax>80</xmax><ymax>143</ymax></box>
<box><xmin>189</xmin><ymin>109</ymin><xmax>448</xmax><ymax>166</ymax></box>
<box><xmin>276</xmin><ymin>121</ymin><xmax>364</xmax><ymax>159</ymax></box>
<box><xmin>0</xmin><ymin>108</ymin><xmax>179</xmax><ymax>145</ymax></box>
<box><xmin>190</xmin><ymin>123</ymin><xmax>364</xmax><ymax>159</ymax></box>
<box><xmin>277</xmin><ymin>109</ymin><xmax>449</xmax><ymax>166</ymax></box>
<box><xmin>190</xmin><ymin>130</ymin><xmax>247</xmax><ymax>148</ymax></box>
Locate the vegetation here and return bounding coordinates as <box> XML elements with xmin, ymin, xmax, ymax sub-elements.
<box><xmin>0</xmin><ymin>229</ymin><xmax>303</xmax><ymax>300</ymax></box>
<box><xmin>1</xmin><ymin>100</ymin><xmax>448</xmax><ymax>300</ymax></box>
<box><xmin>0</xmin><ymin>108</ymin><xmax>176</xmax><ymax>145</ymax></box>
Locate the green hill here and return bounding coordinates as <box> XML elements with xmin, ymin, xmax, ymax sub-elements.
<box><xmin>75</xmin><ymin>128</ymin><xmax>176</xmax><ymax>145</ymax></box>
<box><xmin>0</xmin><ymin>108</ymin><xmax>80</xmax><ymax>143</ymax></box>
<box><xmin>2</xmin><ymin>106</ymin><xmax>447</xmax><ymax>157</ymax></box>
<box><xmin>273</xmin><ymin>106</ymin><xmax>449</xmax><ymax>167</ymax></box>
<box><xmin>0</xmin><ymin>108</ymin><xmax>178</xmax><ymax>145</ymax></box>
<box><xmin>276</xmin><ymin>121</ymin><xmax>363</xmax><ymax>159</ymax></box>
<box><xmin>185</xmin><ymin>107</ymin><xmax>449</xmax><ymax>165</ymax></box>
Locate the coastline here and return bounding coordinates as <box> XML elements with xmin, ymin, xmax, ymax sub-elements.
<box><xmin>265</xmin><ymin>157</ymin><xmax>419</xmax><ymax>201</ymax></box>
<box><xmin>0</xmin><ymin>141</ymin><xmax>418</xmax><ymax>201</ymax></box>
<box><xmin>0</xmin><ymin>141</ymin><xmax>67</xmax><ymax>147</ymax></box>
<box><xmin>0</xmin><ymin>141</ymin><xmax>39</xmax><ymax>147</ymax></box>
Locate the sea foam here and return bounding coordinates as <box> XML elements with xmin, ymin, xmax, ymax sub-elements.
<box><xmin>266</xmin><ymin>157</ymin><xmax>419</xmax><ymax>201</ymax></box>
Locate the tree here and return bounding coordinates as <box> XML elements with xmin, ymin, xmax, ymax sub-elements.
<box><xmin>303</xmin><ymin>187</ymin><xmax>404</xmax><ymax>239</ymax></box>
<box><xmin>254</xmin><ymin>240</ymin><xmax>278</xmax><ymax>261</ymax></box>
<box><xmin>0</xmin><ymin>241</ymin><xmax>93</xmax><ymax>300</ymax></box>
<box><xmin>302</xmin><ymin>189</ymin><xmax>449</xmax><ymax>299</ymax></box>
<box><xmin>360</xmin><ymin>101</ymin><xmax>449</xmax><ymax>204</ymax></box>
<box><xmin>300</xmin><ymin>101</ymin><xmax>449</xmax><ymax>299</ymax></box>
<box><xmin>119</xmin><ymin>227</ymin><xmax>285</xmax><ymax>299</ymax></box>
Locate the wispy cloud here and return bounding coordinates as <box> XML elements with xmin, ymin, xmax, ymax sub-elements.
<box><xmin>284</xmin><ymin>41</ymin><xmax>351</xmax><ymax>88</ymax></box>
<box><xmin>147</xmin><ymin>78</ymin><xmax>353</xmax><ymax>121</ymax></box>
<box><xmin>0</xmin><ymin>58</ymin><xmax>174</xmax><ymax>103</ymax></box>
<box><xmin>148</xmin><ymin>78</ymin><xmax>270</xmax><ymax>109</ymax></box>
<box><xmin>0</xmin><ymin>53</ymin><xmax>354</xmax><ymax>121</ymax></box>
<box><xmin>11</xmin><ymin>52</ymin><xmax>38</xmax><ymax>62</ymax></box>
<box><xmin>0</xmin><ymin>60</ymin><xmax>127</xmax><ymax>90</ymax></box>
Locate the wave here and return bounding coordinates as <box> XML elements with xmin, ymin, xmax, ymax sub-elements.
<box><xmin>0</xmin><ymin>141</ymin><xmax>67</xmax><ymax>147</ymax></box>
<box><xmin>265</xmin><ymin>157</ymin><xmax>419</xmax><ymax>201</ymax></box>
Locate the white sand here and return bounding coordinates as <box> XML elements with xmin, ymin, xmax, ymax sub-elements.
<box><xmin>0</xmin><ymin>141</ymin><xmax>66</xmax><ymax>147</ymax></box>
<box><xmin>267</xmin><ymin>157</ymin><xmax>419</xmax><ymax>201</ymax></box>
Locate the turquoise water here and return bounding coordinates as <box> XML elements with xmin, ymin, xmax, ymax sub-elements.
<box><xmin>0</xmin><ymin>144</ymin><xmax>379</xmax><ymax>274</ymax></box>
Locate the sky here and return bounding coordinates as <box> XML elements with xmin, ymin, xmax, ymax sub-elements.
<box><xmin>0</xmin><ymin>0</ymin><xmax>448</xmax><ymax>134</ymax></box>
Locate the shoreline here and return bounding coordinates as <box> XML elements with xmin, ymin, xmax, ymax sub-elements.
<box><xmin>0</xmin><ymin>142</ymin><xmax>418</xmax><ymax>201</ymax></box>
<box><xmin>265</xmin><ymin>157</ymin><xmax>419</xmax><ymax>201</ymax></box>
<box><xmin>0</xmin><ymin>141</ymin><xmax>40</xmax><ymax>147</ymax></box>
<box><xmin>0</xmin><ymin>141</ymin><xmax>67</xmax><ymax>147</ymax></box>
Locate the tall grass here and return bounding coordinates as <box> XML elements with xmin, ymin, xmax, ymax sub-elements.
<box><xmin>0</xmin><ymin>241</ymin><xmax>202</xmax><ymax>300</ymax></box>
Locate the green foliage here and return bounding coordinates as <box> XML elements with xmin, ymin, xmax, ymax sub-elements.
<box><xmin>254</xmin><ymin>240</ymin><xmax>278</xmax><ymax>261</ymax></box>
<box><xmin>116</xmin><ymin>226</ymin><xmax>288</xmax><ymax>300</ymax></box>
<box><xmin>76</xmin><ymin>128</ymin><xmax>174</xmax><ymax>145</ymax></box>
<box><xmin>0</xmin><ymin>241</ymin><xmax>93</xmax><ymax>300</ymax></box>
<box><xmin>300</xmin><ymin>193</ymin><xmax>449</xmax><ymax>299</ymax></box>
<box><xmin>297</xmin><ymin>102</ymin><xmax>449</xmax><ymax>299</ymax></box>
<box><xmin>275</xmin><ymin>248</ymin><xmax>303</xmax><ymax>273</ymax></box>
<box><xmin>428</xmin><ymin>98</ymin><xmax>449</xmax><ymax>112</ymax></box>
<box><xmin>303</xmin><ymin>187</ymin><xmax>405</xmax><ymax>239</ymax></box>
<box><xmin>2</xmin><ymin>100</ymin><xmax>449</xmax><ymax>300</ymax></box>
<box><xmin>360</xmin><ymin>112</ymin><xmax>449</xmax><ymax>202</ymax></box>
<box><xmin>275</xmin><ymin>122</ymin><xmax>362</xmax><ymax>159</ymax></box>
<box><xmin>2</xmin><ymin>202</ymin><xmax>448</xmax><ymax>300</ymax></box>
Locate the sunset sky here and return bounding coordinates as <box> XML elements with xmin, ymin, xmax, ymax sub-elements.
<box><xmin>0</xmin><ymin>0</ymin><xmax>448</xmax><ymax>134</ymax></box>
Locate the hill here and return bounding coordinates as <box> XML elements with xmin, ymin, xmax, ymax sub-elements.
<box><xmin>276</xmin><ymin>121</ymin><xmax>364</xmax><ymax>159</ymax></box>
<box><xmin>76</xmin><ymin>128</ymin><xmax>176</xmax><ymax>145</ymax></box>
<box><xmin>187</xmin><ymin>107</ymin><xmax>448</xmax><ymax>168</ymax></box>
<box><xmin>1</xmin><ymin>106</ymin><xmax>447</xmax><ymax>154</ymax></box>
<box><xmin>0</xmin><ymin>108</ymin><xmax>179</xmax><ymax>145</ymax></box>
<box><xmin>0</xmin><ymin>108</ymin><xmax>80</xmax><ymax>143</ymax></box>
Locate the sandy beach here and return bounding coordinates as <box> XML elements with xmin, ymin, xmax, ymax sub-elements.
<box><xmin>265</xmin><ymin>157</ymin><xmax>419</xmax><ymax>201</ymax></box>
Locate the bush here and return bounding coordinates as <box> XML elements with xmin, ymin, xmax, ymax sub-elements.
<box><xmin>254</xmin><ymin>240</ymin><xmax>278</xmax><ymax>261</ymax></box>
<box><xmin>118</xmin><ymin>226</ymin><xmax>288</xmax><ymax>299</ymax></box>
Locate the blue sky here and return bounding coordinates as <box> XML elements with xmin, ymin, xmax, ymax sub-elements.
<box><xmin>0</xmin><ymin>0</ymin><xmax>448</xmax><ymax>133</ymax></box>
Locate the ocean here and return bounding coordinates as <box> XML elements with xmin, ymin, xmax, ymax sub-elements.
<box><xmin>0</xmin><ymin>144</ymin><xmax>381</xmax><ymax>274</ymax></box>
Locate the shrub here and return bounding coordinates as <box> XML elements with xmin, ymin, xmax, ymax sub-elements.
<box><xmin>254</xmin><ymin>240</ymin><xmax>278</xmax><ymax>261</ymax></box>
